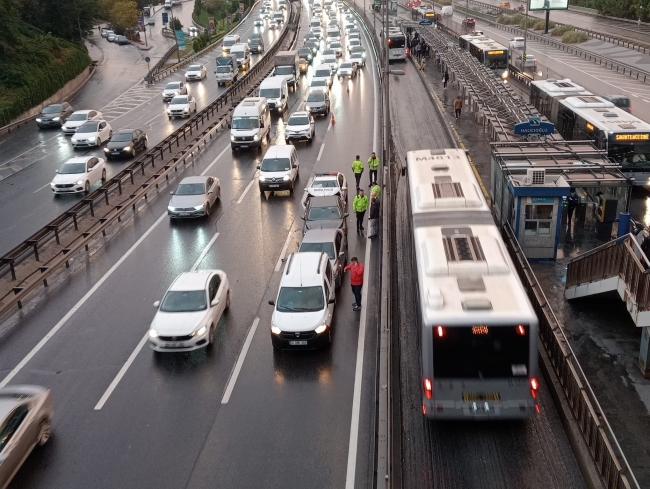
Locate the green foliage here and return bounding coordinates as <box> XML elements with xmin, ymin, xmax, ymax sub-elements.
<box><xmin>562</xmin><ymin>30</ymin><xmax>589</xmax><ymax>43</ymax></box>
<box><xmin>192</xmin><ymin>37</ymin><xmax>202</xmax><ymax>51</ymax></box>
<box><xmin>19</xmin><ymin>0</ymin><xmax>97</xmax><ymax>42</ymax></box>
<box><xmin>170</xmin><ymin>17</ymin><xmax>183</xmax><ymax>30</ymax></box>
<box><xmin>497</xmin><ymin>13</ymin><xmax>525</xmax><ymax>24</ymax></box>
<box><xmin>551</xmin><ymin>24</ymin><xmax>575</xmax><ymax>35</ymax></box>
<box><xmin>194</xmin><ymin>0</ymin><xmax>203</xmax><ymax>15</ymax></box>
<box><xmin>532</xmin><ymin>19</ymin><xmax>555</xmax><ymax>29</ymax></box>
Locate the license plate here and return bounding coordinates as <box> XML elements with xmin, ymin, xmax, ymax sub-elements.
<box><xmin>166</xmin><ymin>342</ymin><xmax>184</xmax><ymax>348</ymax></box>
<box><xmin>269</xmin><ymin>184</ymin><xmax>280</xmax><ymax>188</ymax></box>
<box><xmin>462</xmin><ymin>392</ymin><xmax>500</xmax><ymax>402</ymax></box>
<box><xmin>289</xmin><ymin>340</ymin><xmax>308</xmax><ymax>346</ymax></box>
<box><xmin>240</xmin><ymin>144</ymin><xmax>249</xmax><ymax>148</ymax></box>
<box><xmin>112</xmin><ymin>151</ymin><xmax>120</xmax><ymax>154</ymax></box>
<box><xmin>179</xmin><ymin>212</ymin><xmax>190</xmax><ymax>216</ymax></box>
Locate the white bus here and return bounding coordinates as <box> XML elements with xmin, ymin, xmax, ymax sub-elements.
<box><xmin>387</xmin><ymin>30</ymin><xmax>408</xmax><ymax>61</ymax></box>
<box><xmin>466</xmin><ymin>37</ymin><xmax>509</xmax><ymax>79</ymax></box>
<box><xmin>406</xmin><ymin>148</ymin><xmax>539</xmax><ymax>419</ymax></box>
<box><xmin>556</xmin><ymin>96</ymin><xmax>650</xmax><ymax>186</ymax></box>
<box><xmin>529</xmin><ymin>78</ymin><xmax>592</xmax><ymax>126</ymax></box>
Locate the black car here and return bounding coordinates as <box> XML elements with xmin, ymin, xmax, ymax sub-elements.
<box><xmin>36</xmin><ymin>102</ymin><xmax>73</xmax><ymax>129</ymax></box>
<box><xmin>249</xmin><ymin>38</ymin><xmax>264</xmax><ymax>54</ymax></box>
<box><xmin>302</xmin><ymin>195</ymin><xmax>348</xmax><ymax>235</ymax></box>
<box><xmin>103</xmin><ymin>129</ymin><xmax>148</xmax><ymax>159</ymax></box>
<box><xmin>298</xmin><ymin>47</ymin><xmax>313</xmax><ymax>63</ymax></box>
<box><xmin>603</xmin><ymin>94</ymin><xmax>632</xmax><ymax>113</ymax></box>
<box><xmin>305</xmin><ymin>40</ymin><xmax>319</xmax><ymax>55</ymax></box>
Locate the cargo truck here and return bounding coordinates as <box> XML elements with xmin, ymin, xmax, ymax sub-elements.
<box><xmin>214</xmin><ymin>55</ymin><xmax>239</xmax><ymax>85</ymax></box>
<box><xmin>272</xmin><ymin>51</ymin><xmax>299</xmax><ymax>88</ymax></box>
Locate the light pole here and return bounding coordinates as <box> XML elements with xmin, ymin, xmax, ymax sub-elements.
<box><xmin>170</xmin><ymin>2</ymin><xmax>181</xmax><ymax>62</ymax></box>
<box><xmin>523</xmin><ymin>0</ymin><xmax>528</xmax><ymax>71</ymax></box>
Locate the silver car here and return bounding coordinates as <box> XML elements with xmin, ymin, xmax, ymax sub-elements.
<box><xmin>299</xmin><ymin>228</ymin><xmax>348</xmax><ymax>288</ymax></box>
<box><xmin>168</xmin><ymin>176</ymin><xmax>221</xmax><ymax>218</ymax></box>
<box><xmin>0</xmin><ymin>385</ymin><xmax>53</xmax><ymax>488</ymax></box>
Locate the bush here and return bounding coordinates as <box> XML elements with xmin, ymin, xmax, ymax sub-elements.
<box><xmin>498</xmin><ymin>13</ymin><xmax>525</xmax><ymax>25</ymax></box>
<box><xmin>192</xmin><ymin>38</ymin><xmax>202</xmax><ymax>52</ymax></box>
<box><xmin>562</xmin><ymin>30</ymin><xmax>589</xmax><ymax>43</ymax></box>
<box><xmin>551</xmin><ymin>25</ymin><xmax>574</xmax><ymax>36</ymax></box>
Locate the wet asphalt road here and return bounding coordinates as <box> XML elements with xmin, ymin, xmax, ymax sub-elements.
<box><xmin>2</xmin><ymin>2</ymin><xmax>383</xmax><ymax>488</ymax></box>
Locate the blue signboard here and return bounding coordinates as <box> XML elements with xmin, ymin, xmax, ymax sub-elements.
<box><xmin>419</xmin><ymin>19</ymin><xmax>433</xmax><ymax>25</ymax></box>
<box><xmin>162</xmin><ymin>12</ymin><xmax>169</xmax><ymax>24</ymax></box>
<box><xmin>176</xmin><ymin>30</ymin><xmax>186</xmax><ymax>50</ymax></box>
<box><xmin>514</xmin><ymin>116</ymin><xmax>555</xmax><ymax>135</ymax></box>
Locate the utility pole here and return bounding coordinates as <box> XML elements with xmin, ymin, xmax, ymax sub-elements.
<box><xmin>523</xmin><ymin>0</ymin><xmax>528</xmax><ymax>70</ymax></box>
<box><xmin>383</xmin><ymin>0</ymin><xmax>390</xmax><ymax>169</ymax></box>
<box><xmin>170</xmin><ymin>1</ymin><xmax>181</xmax><ymax>62</ymax></box>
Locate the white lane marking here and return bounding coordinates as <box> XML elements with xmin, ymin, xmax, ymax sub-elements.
<box><xmin>221</xmin><ymin>317</ymin><xmax>260</xmax><ymax>404</ymax></box>
<box><xmin>201</xmin><ymin>143</ymin><xmax>230</xmax><ymax>175</ymax></box>
<box><xmin>327</xmin><ymin>117</ymin><xmax>333</xmax><ymax>132</ymax></box>
<box><xmin>94</xmin><ymin>333</ymin><xmax>149</xmax><ymax>410</ymax></box>
<box><xmin>0</xmin><ymin>211</ymin><xmax>168</xmax><ymax>389</ymax></box>
<box><xmin>274</xmin><ymin>230</ymin><xmax>293</xmax><ymax>272</ymax></box>
<box><xmin>33</xmin><ymin>182</ymin><xmax>52</xmax><ymax>193</ymax></box>
<box><xmin>317</xmin><ymin>142</ymin><xmax>326</xmax><ymax>161</ymax></box>
<box><xmin>191</xmin><ymin>232</ymin><xmax>220</xmax><ymax>271</ymax></box>
<box><xmin>236</xmin><ymin>179</ymin><xmax>255</xmax><ymax>204</ymax></box>
<box><xmin>345</xmin><ymin>22</ymin><xmax>380</xmax><ymax>489</ymax></box>
<box><xmin>1</xmin><ymin>134</ymin><xmax>60</xmax><ymax>169</ymax></box>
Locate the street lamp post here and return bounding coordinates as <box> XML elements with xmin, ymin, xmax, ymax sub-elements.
<box><xmin>170</xmin><ymin>2</ymin><xmax>181</xmax><ymax>62</ymax></box>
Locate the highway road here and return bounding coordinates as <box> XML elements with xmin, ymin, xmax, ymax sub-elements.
<box><xmin>1</xmin><ymin>1</ymin><xmax>382</xmax><ymax>488</ymax></box>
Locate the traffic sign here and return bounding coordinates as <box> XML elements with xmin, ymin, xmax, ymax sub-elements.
<box><xmin>175</xmin><ymin>30</ymin><xmax>186</xmax><ymax>50</ymax></box>
<box><xmin>419</xmin><ymin>19</ymin><xmax>433</xmax><ymax>25</ymax></box>
<box><xmin>514</xmin><ymin>117</ymin><xmax>555</xmax><ymax>135</ymax></box>
<box><xmin>137</xmin><ymin>16</ymin><xmax>144</xmax><ymax>25</ymax></box>
<box><xmin>162</xmin><ymin>12</ymin><xmax>169</xmax><ymax>23</ymax></box>
<box><xmin>145</xmin><ymin>56</ymin><xmax>151</xmax><ymax>62</ymax></box>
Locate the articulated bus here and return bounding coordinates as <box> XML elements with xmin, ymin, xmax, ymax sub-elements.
<box><xmin>406</xmin><ymin>148</ymin><xmax>539</xmax><ymax>419</ymax></box>
<box><xmin>529</xmin><ymin>78</ymin><xmax>592</xmax><ymax>125</ymax></box>
<box><xmin>555</xmin><ymin>96</ymin><xmax>650</xmax><ymax>186</ymax></box>
<box><xmin>464</xmin><ymin>37</ymin><xmax>509</xmax><ymax>79</ymax></box>
<box><xmin>387</xmin><ymin>30</ymin><xmax>408</xmax><ymax>61</ymax></box>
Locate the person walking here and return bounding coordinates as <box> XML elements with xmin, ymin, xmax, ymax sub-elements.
<box><xmin>353</xmin><ymin>188</ymin><xmax>369</xmax><ymax>235</ymax></box>
<box><xmin>371</xmin><ymin>181</ymin><xmax>381</xmax><ymax>200</ymax></box>
<box><xmin>420</xmin><ymin>55</ymin><xmax>426</xmax><ymax>70</ymax></box>
<box><xmin>443</xmin><ymin>71</ymin><xmax>449</xmax><ymax>89</ymax></box>
<box><xmin>352</xmin><ymin>155</ymin><xmax>364</xmax><ymax>190</ymax></box>
<box><xmin>344</xmin><ymin>257</ymin><xmax>364</xmax><ymax>311</ymax></box>
<box><xmin>566</xmin><ymin>188</ymin><xmax>579</xmax><ymax>230</ymax></box>
<box><xmin>367</xmin><ymin>152</ymin><xmax>380</xmax><ymax>186</ymax></box>
<box><xmin>368</xmin><ymin>196</ymin><xmax>380</xmax><ymax>238</ymax></box>
<box><xmin>454</xmin><ymin>95</ymin><xmax>463</xmax><ymax>120</ymax></box>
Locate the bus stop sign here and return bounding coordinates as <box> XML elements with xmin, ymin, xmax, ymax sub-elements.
<box><xmin>419</xmin><ymin>19</ymin><xmax>433</xmax><ymax>25</ymax></box>
<box><xmin>162</xmin><ymin>12</ymin><xmax>169</xmax><ymax>24</ymax></box>
<box><xmin>514</xmin><ymin>117</ymin><xmax>555</xmax><ymax>135</ymax></box>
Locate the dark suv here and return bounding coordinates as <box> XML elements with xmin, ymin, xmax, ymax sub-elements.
<box><xmin>603</xmin><ymin>94</ymin><xmax>632</xmax><ymax>113</ymax></box>
<box><xmin>36</xmin><ymin>103</ymin><xmax>74</xmax><ymax>129</ymax></box>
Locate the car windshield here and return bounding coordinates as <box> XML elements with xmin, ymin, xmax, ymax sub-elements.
<box><xmin>235</xmin><ymin>51</ymin><xmax>246</xmax><ymax>59</ymax></box>
<box><xmin>299</xmin><ymin>242</ymin><xmax>336</xmax><ymax>259</ymax></box>
<box><xmin>112</xmin><ymin>132</ymin><xmax>134</xmax><ymax>142</ymax></box>
<box><xmin>261</xmin><ymin>157</ymin><xmax>291</xmax><ymax>172</ymax></box>
<box><xmin>175</xmin><ymin>182</ymin><xmax>205</xmax><ymax>195</ymax></box>
<box><xmin>59</xmin><ymin>163</ymin><xmax>86</xmax><ymax>174</ymax></box>
<box><xmin>171</xmin><ymin>96</ymin><xmax>189</xmax><ymax>104</ymax></box>
<box><xmin>299</xmin><ymin>49</ymin><xmax>311</xmax><ymax>57</ymax></box>
<box><xmin>188</xmin><ymin>65</ymin><xmax>201</xmax><ymax>71</ymax></box>
<box><xmin>42</xmin><ymin>105</ymin><xmax>61</xmax><ymax>114</ymax></box>
<box><xmin>315</xmin><ymin>69</ymin><xmax>330</xmax><ymax>77</ymax></box>
<box><xmin>216</xmin><ymin>66</ymin><xmax>231</xmax><ymax>73</ymax></box>
<box><xmin>352</xmin><ymin>46</ymin><xmax>364</xmax><ymax>53</ymax></box>
<box><xmin>76</xmin><ymin>122</ymin><xmax>99</xmax><ymax>133</ymax></box>
<box><xmin>250</xmin><ymin>39</ymin><xmax>261</xmax><ymax>45</ymax></box>
<box><xmin>311</xmin><ymin>178</ymin><xmax>338</xmax><ymax>188</ymax></box>
<box><xmin>275</xmin><ymin>66</ymin><xmax>293</xmax><ymax>75</ymax></box>
<box><xmin>341</xmin><ymin>63</ymin><xmax>352</xmax><ymax>69</ymax></box>
<box><xmin>308</xmin><ymin>204</ymin><xmax>341</xmax><ymax>220</ymax></box>
<box><xmin>69</xmin><ymin>113</ymin><xmax>88</xmax><ymax>121</ymax></box>
<box><xmin>308</xmin><ymin>92</ymin><xmax>325</xmax><ymax>102</ymax></box>
<box><xmin>260</xmin><ymin>88</ymin><xmax>281</xmax><ymax>99</ymax></box>
<box><xmin>311</xmin><ymin>81</ymin><xmax>327</xmax><ymax>88</ymax></box>
<box><xmin>224</xmin><ymin>39</ymin><xmax>237</xmax><ymax>46</ymax></box>
<box><xmin>160</xmin><ymin>290</ymin><xmax>207</xmax><ymax>312</ymax></box>
<box><xmin>331</xmin><ymin>42</ymin><xmax>341</xmax><ymax>48</ymax></box>
<box><xmin>289</xmin><ymin>116</ymin><xmax>310</xmax><ymax>126</ymax></box>
<box><xmin>165</xmin><ymin>82</ymin><xmax>180</xmax><ymax>90</ymax></box>
<box><xmin>323</xmin><ymin>50</ymin><xmax>334</xmax><ymax>56</ymax></box>
<box><xmin>232</xmin><ymin>116</ymin><xmax>259</xmax><ymax>129</ymax></box>
<box><xmin>276</xmin><ymin>286</ymin><xmax>324</xmax><ymax>312</ymax></box>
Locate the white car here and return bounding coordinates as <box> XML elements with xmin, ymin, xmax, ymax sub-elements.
<box><xmin>338</xmin><ymin>61</ymin><xmax>358</xmax><ymax>78</ymax></box>
<box><xmin>50</xmin><ymin>156</ymin><xmax>106</xmax><ymax>194</ymax></box>
<box><xmin>309</xmin><ymin>78</ymin><xmax>330</xmax><ymax>92</ymax></box>
<box><xmin>322</xmin><ymin>55</ymin><xmax>339</xmax><ymax>72</ymax></box>
<box><xmin>149</xmin><ymin>270</ymin><xmax>230</xmax><ymax>353</ymax></box>
<box><xmin>350</xmin><ymin>51</ymin><xmax>366</xmax><ymax>67</ymax></box>
<box><xmin>303</xmin><ymin>171</ymin><xmax>348</xmax><ymax>205</ymax></box>
<box><xmin>270</xmin><ymin>19</ymin><xmax>279</xmax><ymax>28</ymax></box>
<box><xmin>184</xmin><ymin>64</ymin><xmax>207</xmax><ymax>81</ymax></box>
<box><xmin>311</xmin><ymin>27</ymin><xmax>323</xmax><ymax>39</ymax></box>
<box><xmin>285</xmin><ymin>111</ymin><xmax>316</xmax><ymax>143</ymax></box>
<box><xmin>70</xmin><ymin>120</ymin><xmax>112</xmax><ymax>148</ymax></box>
<box><xmin>254</xmin><ymin>18</ymin><xmax>264</xmax><ymax>26</ymax></box>
<box><xmin>167</xmin><ymin>95</ymin><xmax>197</xmax><ymax>118</ymax></box>
<box><xmin>61</xmin><ymin>110</ymin><xmax>102</xmax><ymax>135</ymax></box>
<box><xmin>328</xmin><ymin>41</ymin><xmax>343</xmax><ymax>56</ymax></box>
<box><xmin>347</xmin><ymin>39</ymin><xmax>361</xmax><ymax>53</ymax></box>
<box><xmin>162</xmin><ymin>81</ymin><xmax>187</xmax><ymax>102</ymax></box>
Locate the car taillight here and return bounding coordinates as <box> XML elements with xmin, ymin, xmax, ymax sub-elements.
<box><xmin>628</xmin><ymin>107</ymin><xmax>632</xmax><ymax>112</ymax></box>
<box><xmin>423</xmin><ymin>378</ymin><xmax>433</xmax><ymax>399</ymax></box>
<box><xmin>436</xmin><ymin>325</ymin><xmax>444</xmax><ymax>337</ymax></box>
<box><xmin>530</xmin><ymin>377</ymin><xmax>539</xmax><ymax>398</ymax></box>
<box><xmin>406</xmin><ymin>48</ymin><xmax>410</xmax><ymax>56</ymax></box>
<box><xmin>516</xmin><ymin>324</ymin><xmax>526</xmax><ymax>335</ymax></box>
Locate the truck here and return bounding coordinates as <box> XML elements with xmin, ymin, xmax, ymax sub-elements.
<box><xmin>507</xmin><ymin>37</ymin><xmax>537</xmax><ymax>82</ymax></box>
<box><xmin>272</xmin><ymin>51</ymin><xmax>299</xmax><ymax>88</ymax></box>
<box><xmin>214</xmin><ymin>55</ymin><xmax>239</xmax><ymax>85</ymax></box>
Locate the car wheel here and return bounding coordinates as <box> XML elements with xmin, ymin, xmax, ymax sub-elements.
<box><xmin>327</xmin><ymin>329</ymin><xmax>333</xmax><ymax>346</ymax></box>
<box><xmin>84</xmin><ymin>181</ymin><xmax>90</xmax><ymax>193</ymax></box>
<box><xmin>106</xmin><ymin>155</ymin><xmax>112</xmax><ymax>161</ymax></box>
<box><xmin>225</xmin><ymin>291</ymin><xmax>231</xmax><ymax>311</ymax></box>
<box><xmin>289</xmin><ymin>182</ymin><xmax>294</xmax><ymax>195</ymax></box>
<box><xmin>217</xmin><ymin>188</ymin><xmax>221</xmax><ymax>201</ymax></box>
<box><xmin>144</xmin><ymin>139</ymin><xmax>148</xmax><ymax>150</ymax></box>
<box><xmin>109</xmin><ymin>130</ymin><xmax>113</xmax><ymax>139</ymax></box>
<box><xmin>96</xmin><ymin>137</ymin><xmax>101</xmax><ymax>147</ymax></box>
<box><xmin>37</xmin><ymin>419</ymin><xmax>52</xmax><ymax>446</ymax></box>
<box><xmin>101</xmin><ymin>169</ymin><xmax>106</xmax><ymax>182</ymax></box>
<box><xmin>132</xmin><ymin>145</ymin><xmax>137</xmax><ymax>157</ymax></box>
<box><xmin>208</xmin><ymin>324</ymin><xmax>215</xmax><ymax>347</ymax></box>
<box><xmin>205</xmin><ymin>203</ymin><xmax>210</xmax><ymax>217</ymax></box>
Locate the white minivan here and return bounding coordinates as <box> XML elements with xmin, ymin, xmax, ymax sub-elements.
<box><xmin>442</xmin><ymin>5</ymin><xmax>453</xmax><ymax>15</ymax></box>
<box><xmin>230</xmin><ymin>43</ymin><xmax>251</xmax><ymax>70</ymax></box>
<box><xmin>257</xmin><ymin>145</ymin><xmax>300</xmax><ymax>194</ymax></box>
<box><xmin>259</xmin><ymin>75</ymin><xmax>289</xmax><ymax>113</ymax></box>
<box><xmin>230</xmin><ymin>97</ymin><xmax>271</xmax><ymax>151</ymax></box>
<box><xmin>223</xmin><ymin>34</ymin><xmax>240</xmax><ymax>53</ymax></box>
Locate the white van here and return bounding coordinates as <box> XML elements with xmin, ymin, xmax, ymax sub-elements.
<box><xmin>230</xmin><ymin>43</ymin><xmax>251</xmax><ymax>70</ymax></box>
<box><xmin>230</xmin><ymin>98</ymin><xmax>271</xmax><ymax>151</ymax></box>
<box><xmin>259</xmin><ymin>76</ymin><xmax>289</xmax><ymax>113</ymax></box>
<box><xmin>442</xmin><ymin>5</ymin><xmax>453</xmax><ymax>15</ymax></box>
<box><xmin>223</xmin><ymin>34</ymin><xmax>240</xmax><ymax>53</ymax></box>
<box><xmin>257</xmin><ymin>145</ymin><xmax>300</xmax><ymax>194</ymax></box>
<box><xmin>164</xmin><ymin>0</ymin><xmax>171</xmax><ymax>8</ymax></box>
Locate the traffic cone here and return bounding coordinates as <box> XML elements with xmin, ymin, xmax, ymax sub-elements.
<box><xmin>331</xmin><ymin>113</ymin><xmax>335</xmax><ymax>124</ymax></box>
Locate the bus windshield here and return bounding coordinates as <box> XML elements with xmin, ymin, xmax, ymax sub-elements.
<box><xmin>609</xmin><ymin>140</ymin><xmax>650</xmax><ymax>167</ymax></box>
<box><xmin>432</xmin><ymin>325</ymin><xmax>530</xmax><ymax>378</ymax></box>
<box><xmin>388</xmin><ymin>35</ymin><xmax>405</xmax><ymax>49</ymax></box>
<box><xmin>485</xmin><ymin>51</ymin><xmax>508</xmax><ymax>70</ymax></box>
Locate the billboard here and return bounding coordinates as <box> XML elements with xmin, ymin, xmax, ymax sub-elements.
<box><xmin>208</xmin><ymin>16</ymin><xmax>216</xmax><ymax>35</ymax></box>
<box><xmin>175</xmin><ymin>30</ymin><xmax>186</xmax><ymax>50</ymax></box>
<box><xmin>529</xmin><ymin>0</ymin><xmax>568</xmax><ymax>10</ymax></box>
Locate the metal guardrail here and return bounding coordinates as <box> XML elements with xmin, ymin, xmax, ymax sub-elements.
<box><xmin>145</xmin><ymin>43</ymin><xmax>178</xmax><ymax>81</ymax></box>
<box><xmin>0</xmin><ymin>1</ymin><xmax>302</xmax><ymax>320</ymax></box>
<box><xmin>502</xmin><ymin>222</ymin><xmax>638</xmax><ymax>489</ymax></box>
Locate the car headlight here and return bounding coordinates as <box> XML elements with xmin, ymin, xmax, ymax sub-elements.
<box><xmin>362</xmin><ymin>52</ymin><xmax>366</xmax><ymax>57</ymax></box>
<box><xmin>195</xmin><ymin>325</ymin><xmax>207</xmax><ymax>336</ymax></box>
<box><xmin>315</xmin><ymin>324</ymin><xmax>328</xmax><ymax>334</ymax></box>
<box><xmin>168</xmin><ymin>206</ymin><xmax>177</xmax><ymax>212</ymax></box>
<box><xmin>271</xmin><ymin>325</ymin><xmax>282</xmax><ymax>335</ymax></box>
<box><xmin>283</xmin><ymin>175</ymin><xmax>290</xmax><ymax>181</ymax></box>
<box><xmin>194</xmin><ymin>205</ymin><xmax>204</xmax><ymax>211</ymax></box>
<box><xmin>76</xmin><ymin>180</ymin><xmax>84</xmax><ymax>185</ymax></box>
<box><xmin>53</xmin><ymin>117</ymin><xmax>60</xmax><ymax>121</ymax></box>
<box><xmin>502</xmin><ymin>71</ymin><xmax>508</xmax><ymax>79</ymax></box>
<box><xmin>167</xmin><ymin>109</ymin><xmax>172</xmax><ymax>115</ymax></box>
<box><xmin>149</xmin><ymin>329</ymin><xmax>159</xmax><ymax>338</ymax></box>
<box><xmin>259</xmin><ymin>175</ymin><xmax>266</xmax><ymax>182</ymax></box>
<box><xmin>253</xmin><ymin>134</ymin><xmax>259</xmax><ymax>141</ymax></box>
<box><xmin>123</xmin><ymin>146</ymin><xmax>132</xmax><ymax>152</ymax></box>
<box><xmin>50</xmin><ymin>183</ymin><xmax>56</xmax><ymax>187</ymax></box>
<box><xmin>183</xmin><ymin>108</ymin><xmax>189</xmax><ymax>113</ymax></box>
<box><xmin>231</xmin><ymin>135</ymin><xmax>236</xmax><ymax>141</ymax></box>
<box><xmin>103</xmin><ymin>147</ymin><xmax>110</xmax><ymax>153</ymax></box>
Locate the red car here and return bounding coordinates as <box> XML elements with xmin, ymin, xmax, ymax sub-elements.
<box><xmin>462</xmin><ymin>18</ymin><xmax>476</xmax><ymax>27</ymax></box>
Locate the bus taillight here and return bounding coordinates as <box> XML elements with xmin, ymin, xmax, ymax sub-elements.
<box><xmin>530</xmin><ymin>377</ymin><xmax>539</xmax><ymax>398</ymax></box>
<box><xmin>422</xmin><ymin>402</ymin><xmax>427</xmax><ymax>415</ymax></box>
<box><xmin>516</xmin><ymin>324</ymin><xmax>526</xmax><ymax>335</ymax></box>
<box><xmin>423</xmin><ymin>378</ymin><xmax>433</xmax><ymax>399</ymax></box>
<box><xmin>436</xmin><ymin>326</ymin><xmax>444</xmax><ymax>337</ymax></box>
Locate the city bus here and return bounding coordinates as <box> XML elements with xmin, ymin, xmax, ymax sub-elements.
<box><xmin>556</xmin><ymin>96</ymin><xmax>650</xmax><ymax>185</ymax></box>
<box><xmin>387</xmin><ymin>30</ymin><xmax>408</xmax><ymax>61</ymax></box>
<box><xmin>406</xmin><ymin>148</ymin><xmax>539</xmax><ymax>419</ymax></box>
<box><xmin>466</xmin><ymin>37</ymin><xmax>509</xmax><ymax>79</ymax></box>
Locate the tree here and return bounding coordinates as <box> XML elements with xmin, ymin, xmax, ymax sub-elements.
<box><xmin>19</xmin><ymin>0</ymin><xmax>98</xmax><ymax>42</ymax></box>
<box><xmin>170</xmin><ymin>17</ymin><xmax>183</xmax><ymax>30</ymax></box>
<box><xmin>194</xmin><ymin>0</ymin><xmax>203</xmax><ymax>15</ymax></box>
<box><xmin>111</xmin><ymin>0</ymin><xmax>139</xmax><ymax>30</ymax></box>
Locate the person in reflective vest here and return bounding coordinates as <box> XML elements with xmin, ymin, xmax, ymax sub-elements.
<box><xmin>367</xmin><ymin>152</ymin><xmax>380</xmax><ymax>187</ymax></box>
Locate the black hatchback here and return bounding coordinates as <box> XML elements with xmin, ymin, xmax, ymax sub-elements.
<box><xmin>249</xmin><ymin>38</ymin><xmax>264</xmax><ymax>54</ymax></box>
<box><xmin>104</xmin><ymin>129</ymin><xmax>148</xmax><ymax>160</ymax></box>
<box><xmin>36</xmin><ymin>102</ymin><xmax>74</xmax><ymax>129</ymax></box>
<box><xmin>302</xmin><ymin>195</ymin><xmax>348</xmax><ymax>235</ymax></box>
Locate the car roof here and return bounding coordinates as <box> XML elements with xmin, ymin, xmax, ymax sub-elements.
<box><xmin>64</xmin><ymin>156</ymin><xmax>94</xmax><ymax>164</ymax></box>
<box><xmin>282</xmin><ymin>252</ymin><xmax>326</xmax><ymax>286</ymax></box>
<box><xmin>71</xmin><ymin>110</ymin><xmax>94</xmax><ymax>115</ymax></box>
<box><xmin>115</xmin><ymin>128</ymin><xmax>137</xmax><ymax>134</ymax></box>
<box><xmin>170</xmin><ymin>271</ymin><xmax>213</xmax><ymax>291</ymax></box>
<box><xmin>302</xmin><ymin>228</ymin><xmax>339</xmax><ymax>243</ymax></box>
<box><xmin>290</xmin><ymin>111</ymin><xmax>310</xmax><ymax>118</ymax></box>
<box><xmin>188</xmin><ymin>64</ymin><xmax>201</xmax><ymax>68</ymax></box>
<box><xmin>264</xmin><ymin>145</ymin><xmax>294</xmax><ymax>158</ymax></box>
<box><xmin>179</xmin><ymin>176</ymin><xmax>210</xmax><ymax>184</ymax></box>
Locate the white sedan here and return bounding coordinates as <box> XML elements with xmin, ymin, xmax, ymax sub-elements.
<box><xmin>166</xmin><ymin>95</ymin><xmax>197</xmax><ymax>118</ymax></box>
<box><xmin>61</xmin><ymin>110</ymin><xmax>102</xmax><ymax>135</ymax></box>
<box><xmin>338</xmin><ymin>61</ymin><xmax>358</xmax><ymax>78</ymax></box>
<box><xmin>184</xmin><ymin>64</ymin><xmax>207</xmax><ymax>81</ymax></box>
<box><xmin>322</xmin><ymin>55</ymin><xmax>339</xmax><ymax>72</ymax></box>
<box><xmin>70</xmin><ymin>120</ymin><xmax>112</xmax><ymax>148</ymax></box>
<box><xmin>50</xmin><ymin>156</ymin><xmax>106</xmax><ymax>194</ymax></box>
<box><xmin>148</xmin><ymin>270</ymin><xmax>231</xmax><ymax>353</ymax></box>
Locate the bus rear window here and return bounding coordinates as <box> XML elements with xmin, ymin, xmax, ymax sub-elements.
<box><xmin>388</xmin><ymin>36</ymin><xmax>405</xmax><ymax>49</ymax></box>
<box><xmin>432</xmin><ymin>325</ymin><xmax>530</xmax><ymax>378</ymax></box>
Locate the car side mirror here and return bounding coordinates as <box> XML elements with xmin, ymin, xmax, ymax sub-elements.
<box><xmin>208</xmin><ymin>190</ymin><xmax>213</xmax><ymax>194</ymax></box>
<box><xmin>256</xmin><ymin>165</ymin><xmax>261</xmax><ymax>170</ymax></box>
<box><xmin>153</xmin><ymin>301</ymin><xmax>160</xmax><ymax>308</ymax></box>
<box><xmin>339</xmin><ymin>251</ymin><xmax>345</xmax><ymax>257</ymax></box>
<box><xmin>268</xmin><ymin>300</ymin><xmax>275</xmax><ymax>306</ymax></box>
<box><xmin>260</xmin><ymin>122</ymin><xmax>265</xmax><ymax>128</ymax></box>
<box><xmin>292</xmin><ymin>164</ymin><xmax>297</xmax><ymax>169</ymax></box>
<box><xmin>170</xmin><ymin>191</ymin><xmax>174</xmax><ymax>195</ymax></box>
<box><xmin>300</xmin><ymin>216</ymin><xmax>305</xmax><ymax>220</ymax></box>
<box><xmin>88</xmin><ymin>169</ymin><xmax>92</xmax><ymax>172</ymax></box>
<box><xmin>211</xmin><ymin>299</ymin><xmax>219</xmax><ymax>307</ymax></box>
<box><xmin>55</xmin><ymin>170</ymin><xmax>59</xmax><ymax>173</ymax></box>
<box><xmin>328</xmin><ymin>298</ymin><xmax>336</xmax><ymax>304</ymax></box>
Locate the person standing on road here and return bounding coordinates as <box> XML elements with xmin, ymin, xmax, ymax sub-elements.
<box><xmin>443</xmin><ymin>71</ymin><xmax>449</xmax><ymax>89</ymax></box>
<box><xmin>368</xmin><ymin>196</ymin><xmax>380</xmax><ymax>238</ymax></box>
<box><xmin>566</xmin><ymin>188</ymin><xmax>579</xmax><ymax>230</ymax></box>
<box><xmin>371</xmin><ymin>182</ymin><xmax>381</xmax><ymax>200</ymax></box>
<box><xmin>353</xmin><ymin>188</ymin><xmax>369</xmax><ymax>235</ymax></box>
<box><xmin>367</xmin><ymin>152</ymin><xmax>380</xmax><ymax>186</ymax></box>
<box><xmin>454</xmin><ymin>95</ymin><xmax>463</xmax><ymax>120</ymax></box>
<box><xmin>352</xmin><ymin>155</ymin><xmax>364</xmax><ymax>190</ymax></box>
<box><xmin>344</xmin><ymin>257</ymin><xmax>364</xmax><ymax>311</ymax></box>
